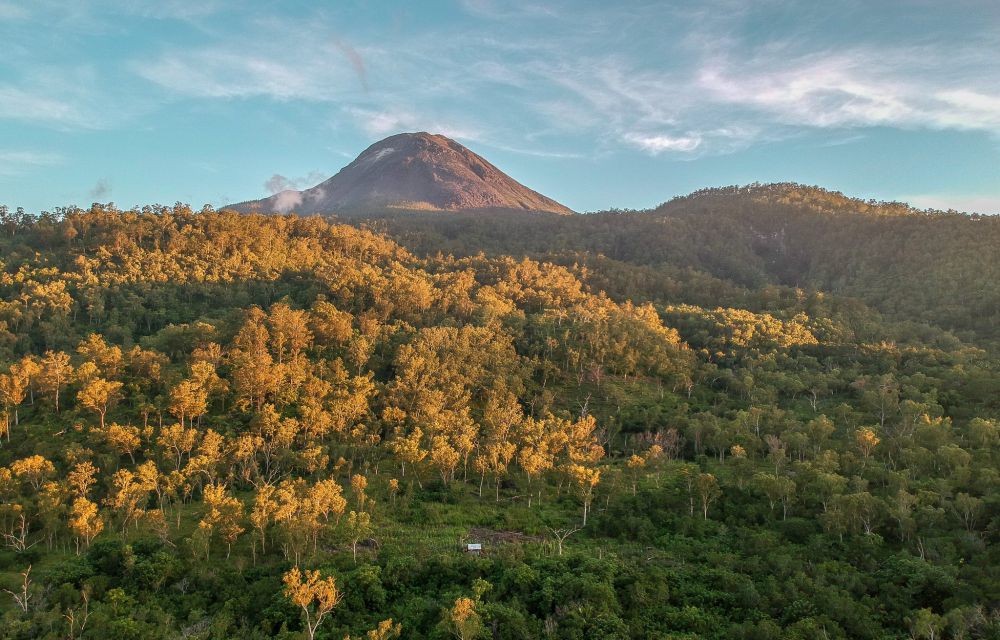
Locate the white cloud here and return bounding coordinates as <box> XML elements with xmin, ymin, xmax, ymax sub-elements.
<box><xmin>623</xmin><ymin>133</ymin><xmax>702</xmax><ymax>154</ymax></box>
<box><xmin>272</xmin><ymin>190</ymin><xmax>303</xmax><ymax>213</ymax></box>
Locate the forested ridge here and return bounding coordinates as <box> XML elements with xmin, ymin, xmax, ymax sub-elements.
<box><xmin>362</xmin><ymin>183</ymin><xmax>1000</xmax><ymax>347</ymax></box>
<box><xmin>0</xmin><ymin>196</ymin><xmax>997</xmax><ymax>639</ymax></box>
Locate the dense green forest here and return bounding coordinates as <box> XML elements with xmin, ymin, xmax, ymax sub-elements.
<box><xmin>0</xmin><ymin>192</ymin><xmax>997</xmax><ymax>639</ymax></box>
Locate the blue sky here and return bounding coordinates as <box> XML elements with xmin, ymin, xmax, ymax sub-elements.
<box><xmin>2</xmin><ymin>0</ymin><xmax>999</xmax><ymax>214</ymax></box>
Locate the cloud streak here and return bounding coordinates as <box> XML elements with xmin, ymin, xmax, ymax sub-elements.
<box><xmin>0</xmin><ymin>150</ymin><xmax>63</xmax><ymax>176</ymax></box>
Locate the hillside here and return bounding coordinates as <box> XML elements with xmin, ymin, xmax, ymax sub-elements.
<box><xmin>230</xmin><ymin>132</ymin><xmax>574</xmax><ymax>215</ymax></box>
<box><xmin>352</xmin><ymin>183</ymin><xmax>1000</xmax><ymax>346</ymax></box>
<box><xmin>0</xmin><ymin>204</ymin><xmax>996</xmax><ymax>638</ymax></box>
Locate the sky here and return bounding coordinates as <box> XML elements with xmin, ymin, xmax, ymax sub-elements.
<box><xmin>1</xmin><ymin>0</ymin><xmax>999</xmax><ymax>214</ymax></box>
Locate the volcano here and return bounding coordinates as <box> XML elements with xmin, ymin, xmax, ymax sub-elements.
<box><xmin>230</xmin><ymin>132</ymin><xmax>574</xmax><ymax>215</ymax></box>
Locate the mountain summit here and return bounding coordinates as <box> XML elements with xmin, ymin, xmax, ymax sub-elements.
<box><xmin>231</xmin><ymin>132</ymin><xmax>574</xmax><ymax>215</ymax></box>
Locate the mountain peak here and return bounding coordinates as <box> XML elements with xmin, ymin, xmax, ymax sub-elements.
<box><xmin>231</xmin><ymin>132</ymin><xmax>574</xmax><ymax>215</ymax></box>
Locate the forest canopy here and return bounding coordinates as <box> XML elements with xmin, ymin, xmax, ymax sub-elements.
<box><xmin>0</xmin><ymin>198</ymin><xmax>996</xmax><ymax>639</ymax></box>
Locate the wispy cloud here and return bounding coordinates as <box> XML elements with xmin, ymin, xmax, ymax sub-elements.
<box><xmin>119</xmin><ymin>1</ymin><xmax>1000</xmax><ymax>160</ymax></box>
<box><xmin>11</xmin><ymin>0</ymin><xmax>1000</xmax><ymax>164</ymax></box>
<box><xmin>135</xmin><ymin>49</ymin><xmax>355</xmax><ymax>100</ymax></box>
<box><xmin>133</xmin><ymin>12</ymin><xmax>376</xmax><ymax>102</ymax></box>
<box><xmin>457</xmin><ymin>0</ymin><xmax>560</xmax><ymax>21</ymax></box>
<box><xmin>0</xmin><ymin>150</ymin><xmax>63</xmax><ymax>175</ymax></box>
<box><xmin>343</xmin><ymin>107</ymin><xmax>483</xmax><ymax>142</ymax></box>
<box><xmin>0</xmin><ymin>2</ymin><xmax>29</xmax><ymax>21</ymax></box>
<box><xmin>264</xmin><ymin>172</ymin><xmax>327</xmax><ymax>194</ymax></box>
<box><xmin>0</xmin><ymin>86</ymin><xmax>93</xmax><ymax>128</ymax></box>
<box><xmin>695</xmin><ymin>45</ymin><xmax>1000</xmax><ymax>135</ymax></box>
<box><xmin>481</xmin><ymin>142</ymin><xmax>586</xmax><ymax>159</ymax></box>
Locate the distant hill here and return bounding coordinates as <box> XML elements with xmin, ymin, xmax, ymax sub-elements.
<box><xmin>339</xmin><ymin>183</ymin><xmax>1000</xmax><ymax>345</ymax></box>
<box><xmin>229</xmin><ymin>132</ymin><xmax>574</xmax><ymax>215</ymax></box>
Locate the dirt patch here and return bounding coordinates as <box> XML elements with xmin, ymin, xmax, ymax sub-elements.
<box><xmin>466</xmin><ymin>527</ymin><xmax>542</xmax><ymax>544</ymax></box>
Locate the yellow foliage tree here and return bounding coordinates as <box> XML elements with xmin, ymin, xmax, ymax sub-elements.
<box><xmin>68</xmin><ymin>497</ymin><xmax>103</xmax><ymax>553</ymax></box>
<box><xmin>67</xmin><ymin>461</ymin><xmax>99</xmax><ymax>498</ymax></box>
<box><xmin>77</xmin><ymin>377</ymin><xmax>123</xmax><ymax>429</ymax></box>
<box><xmin>100</xmin><ymin>422</ymin><xmax>141</xmax><ymax>464</ymax></box>
<box><xmin>445</xmin><ymin>596</ymin><xmax>482</xmax><ymax>640</ymax></box>
<box><xmin>565</xmin><ymin>463</ymin><xmax>601</xmax><ymax>525</ymax></box>
<box><xmin>38</xmin><ymin>351</ymin><xmax>73</xmax><ymax>413</ymax></box>
<box><xmin>200</xmin><ymin>484</ymin><xmax>244</xmax><ymax>558</ymax></box>
<box><xmin>11</xmin><ymin>455</ymin><xmax>55</xmax><ymax>490</ymax></box>
<box><xmin>855</xmin><ymin>427</ymin><xmax>880</xmax><ymax>466</ymax></box>
<box><xmin>282</xmin><ymin>566</ymin><xmax>342</xmax><ymax>640</ymax></box>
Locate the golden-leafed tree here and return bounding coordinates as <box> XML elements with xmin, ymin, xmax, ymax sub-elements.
<box><xmin>187</xmin><ymin>429</ymin><xmax>228</xmax><ymax>486</ymax></box>
<box><xmin>99</xmin><ymin>422</ymin><xmax>141</xmax><ymax>464</ymax></box>
<box><xmin>565</xmin><ymin>463</ymin><xmax>601</xmax><ymax>525</ymax></box>
<box><xmin>429</xmin><ymin>435</ymin><xmax>460</xmax><ymax>486</ymax></box>
<box><xmin>388</xmin><ymin>425</ymin><xmax>427</xmax><ymax>488</ymax></box>
<box><xmin>250</xmin><ymin>405</ymin><xmax>299</xmax><ymax>484</ymax></box>
<box><xmin>229</xmin><ymin>308</ymin><xmax>278</xmax><ymax>412</ymax></box>
<box><xmin>282</xmin><ymin>567</ymin><xmax>342</xmax><ymax>640</ymax></box>
<box><xmin>11</xmin><ymin>455</ymin><xmax>56</xmax><ymax>491</ymax></box>
<box><xmin>626</xmin><ymin>454</ymin><xmax>645</xmax><ymax>495</ymax></box>
<box><xmin>517</xmin><ymin>416</ymin><xmax>556</xmax><ymax>507</ymax></box>
<box><xmin>349</xmin><ymin>474</ymin><xmax>367</xmax><ymax>512</ymax></box>
<box><xmin>157</xmin><ymin>423</ymin><xmax>199</xmax><ymax>471</ymax></box>
<box><xmin>309</xmin><ymin>298</ymin><xmax>354</xmax><ymax>348</ymax></box>
<box><xmin>68</xmin><ymin>497</ymin><xmax>103</xmax><ymax>553</ymax></box>
<box><xmin>475</xmin><ymin>391</ymin><xmax>522</xmax><ymax>499</ymax></box>
<box><xmin>273</xmin><ymin>478</ymin><xmax>321</xmax><ymax>564</ymax></box>
<box><xmin>67</xmin><ymin>461</ymin><xmax>99</xmax><ymax>499</ymax></box>
<box><xmin>268</xmin><ymin>302</ymin><xmax>313</xmax><ymax>364</ymax></box>
<box><xmin>345</xmin><ymin>619</ymin><xmax>402</xmax><ymax>640</ymax></box>
<box><xmin>310</xmin><ymin>478</ymin><xmax>347</xmax><ymax>524</ymax></box>
<box><xmin>77</xmin><ymin>377</ymin><xmax>123</xmax><ymax>429</ymax></box>
<box><xmin>0</xmin><ymin>366</ymin><xmax>29</xmax><ymax>437</ymax></box>
<box><xmin>169</xmin><ymin>379</ymin><xmax>207</xmax><ymax>429</ymax></box>
<box><xmin>199</xmin><ymin>484</ymin><xmax>244</xmax><ymax>558</ymax></box>
<box><xmin>38</xmin><ymin>350</ymin><xmax>72</xmax><ymax>413</ymax></box>
<box><xmin>855</xmin><ymin>427</ymin><xmax>880</xmax><ymax>466</ymax></box>
<box><xmin>76</xmin><ymin>334</ymin><xmax>123</xmax><ymax>379</ymax></box>
<box><xmin>104</xmin><ymin>469</ymin><xmax>151</xmax><ymax>534</ymax></box>
<box><xmin>250</xmin><ymin>483</ymin><xmax>277</xmax><ymax>556</ymax></box>
<box><xmin>444</xmin><ymin>596</ymin><xmax>482</xmax><ymax>640</ymax></box>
